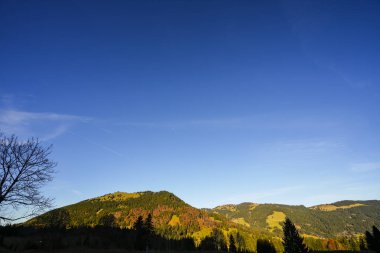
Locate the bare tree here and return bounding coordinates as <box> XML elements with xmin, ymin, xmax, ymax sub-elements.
<box><xmin>0</xmin><ymin>132</ymin><xmax>56</xmax><ymax>222</ymax></box>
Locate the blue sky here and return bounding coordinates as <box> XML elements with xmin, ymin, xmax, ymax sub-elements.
<box><xmin>1</xmin><ymin>0</ymin><xmax>380</xmax><ymax>209</ymax></box>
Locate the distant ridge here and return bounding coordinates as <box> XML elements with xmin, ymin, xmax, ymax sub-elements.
<box><xmin>208</xmin><ymin>199</ymin><xmax>380</xmax><ymax>237</ymax></box>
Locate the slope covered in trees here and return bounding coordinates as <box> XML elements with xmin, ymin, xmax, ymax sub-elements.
<box><xmin>209</xmin><ymin>200</ymin><xmax>380</xmax><ymax>238</ymax></box>
<box><xmin>28</xmin><ymin>191</ymin><xmax>216</xmax><ymax>240</ymax></box>
<box><xmin>24</xmin><ymin>191</ymin><xmax>380</xmax><ymax>252</ymax></box>
<box><xmin>27</xmin><ymin>191</ymin><xmax>250</xmax><ymax>248</ymax></box>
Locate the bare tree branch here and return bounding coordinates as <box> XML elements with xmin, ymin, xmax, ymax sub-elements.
<box><xmin>0</xmin><ymin>132</ymin><xmax>56</xmax><ymax>222</ymax></box>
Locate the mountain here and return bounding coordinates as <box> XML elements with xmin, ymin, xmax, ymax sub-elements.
<box><xmin>27</xmin><ymin>191</ymin><xmax>235</xmax><ymax>246</ymax></box>
<box><xmin>208</xmin><ymin>200</ymin><xmax>380</xmax><ymax>238</ymax></box>
<box><xmin>26</xmin><ymin>191</ymin><xmax>380</xmax><ymax>251</ymax></box>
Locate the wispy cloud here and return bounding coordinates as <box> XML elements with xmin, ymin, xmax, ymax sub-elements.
<box><xmin>270</xmin><ymin>139</ymin><xmax>344</xmax><ymax>153</ymax></box>
<box><xmin>0</xmin><ymin>109</ymin><xmax>88</xmax><ymax>123</ymax></box>
<box><xmin>327</xmin><ymin>65</ymin><xmax>373</xmax><ymax>89</ymax></box>
<box><xmin>116</xmin><ymin>118</ymin><xmax>245</xmax><ymax>130</ymax></box>
<box><xmin>113</xmin><ymin>114</ymin><xmax>341</xmax><ymax>131</ymax></box>
<box><xmin>0</xmin><ymin>107</ymin><xmax>122</xmax><ymax>156</ymax></box>
<box><xmin>67</xmin><ymin>131</ymin><xmax>124</xmax><ymax>157</ymax></box>
<box><xmin>351</xmin><ymin>162</ymin><xmax>380</xmax><ymax>172</ymax></box>
<box><xmin>0</xmin><ymin>109</ymin><xmax>90</xmax><ymax>140</ymax></box>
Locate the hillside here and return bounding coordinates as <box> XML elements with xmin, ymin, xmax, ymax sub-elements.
<box><xmin>26</xmin><ymin>191</ymin><xmax>380</xmax><ymax>251</ymax></box>
<box><xmin>31</xmin><ymin>191</ymin><xmax>203</xmax><ymax>226</ymax></box>
<box><xmin>27</xmin><ymin>191</ymin><xmax>245</xmax><ymax>246</ymax></box>
<box><xmin>208</xmin><ymin>200</ymin><xmax>380</xmax><ymax>238</ymax></box>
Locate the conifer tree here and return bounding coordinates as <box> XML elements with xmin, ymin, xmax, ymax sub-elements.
<box><xmin>133</xmin><ymin>215</ymin><xmax>145</xmax><ymax>250</ymax></box>
<box><xmin>282</xmin><ymin>218</ymin><xmax>309</xmax><ymax>253</ymax></box>
<box><xmin>144</xmin><ymin>213</ymin><xmax>154</xmax><ymax>249</ymax></box>
<box><xmin>144</xmin><ymin>213</ymin><xmax>154</xmax><ymax>234</ymax></box>
<box><xmin>257</xmin><ymin>239</ymin><xmax>276</xmax><ymax>253</ymax></box>
<box><xmin>229</xmin><ymin>234</ymin><xmax>237</xmax><ymax>253</ymax></box>
<box><xmin>199</xmin><ymin>236</ymin><xmax>216</xmax><ymax>251</ymax></box>
<box><xmin>199</xmin><ymin>228</ymin><xmax>227</xmax><ymax>251</ymax></box>
<box><xmin>133</xmin><ymin>215</ymin><xmax>144</xmax><ymax>231</ymax></box>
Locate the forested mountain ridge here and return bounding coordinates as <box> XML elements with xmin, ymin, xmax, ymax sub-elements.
<box><xmin>25</xmin><ymin>191</ymin><xmax>380</xmax><ymax>251</ymax></box>
<box><xmin>208</xmin><ymin>200</ymin><xmax>380</xmax><ymax>238</ymax></box>
<box><xmin>27</xmin><ymin>191</ymin><xmax>244</xmax><ymax>246</ymax></box>
<box><xmin>29</xmin><ymin>191</ymin><xmax>213</xmax><ymax>230</ymax></box>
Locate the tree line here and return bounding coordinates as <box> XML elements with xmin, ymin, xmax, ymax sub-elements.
<box><xmin>0</xmin><ymin>214</ymin><xmax>244</xmax><ymax>252</ymax></box>
<box><xmin>1</xmin><ymin>214</ymin><xmax>380</xmax><ymax>252</ymax></box>
<box><xmin>0</xmin><ymin>214</ymin><xmax>195</xmax><ymax>251</ymax></box>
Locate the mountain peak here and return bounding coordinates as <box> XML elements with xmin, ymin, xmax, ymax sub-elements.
<box><xmin>89</xmin><ymin>190</ymin><xmax>184</xmax><ymax>204</ymax></box>
<box><xmin>94</xmin><ymin>191</ymin><xmax>144</xmax><ymax>202</ymax></box>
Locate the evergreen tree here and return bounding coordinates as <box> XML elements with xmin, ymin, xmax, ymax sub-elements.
<box><xmin>257</xmin><ymin>239</ymin><xmax>276</xmax><ymax>253</ymax></box>
<box><xmin>144</xmin><ymin>213</ymin><xmax>154</xmax><ymax>249</ymax></box>
<box><xmin>133</xmin><ymin>215</ymin><xmax>144</xmax><ymax>231</ymax></box>
<box><xmin>366</xmin><ymin>226</ymin><xmax>380</xmax><ymax>253</ymax></box>
<box><xmin>199</xmin><ymin>228</ymin><xmax>227</xmax><ymax>251</ymax></box>
<box><xmin>133</xmin><ymin>215</ymin><xmax>145</xmax><ymax>250</ymax></box>
<box><xmin>200</xmin><ymin>236</ymin><xmax>217</xmax><ymax>251</ymax></box>
<box><xmin>229</xmin><ymin>234</ymin><xmax>237</xmax><ymax>253</ymax></box>
<box><xmin>282</xmin><ymin>218</ymin><xmax>309</xmax><ymax>253</ymax></box>
<box><xmin>144</xmin><ymin>213</ymin><xmax>154</xmax><ymax>234</ymax></box>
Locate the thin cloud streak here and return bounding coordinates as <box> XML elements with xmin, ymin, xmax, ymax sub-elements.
<box><xmin>267</xmin><ymin>139</ymin><xmax>345</xmax><ymax>153</ymax></box>
<box><xmin>116</xmin><ymin>118</ymin><xmax>245</xmax><ymax>129</ymax></box>
<box><xmin>0</xmin><ymin>109</ymin><xmax>90</xmax><ymax>140</ymax></box>
<box><xmin>68</xmin><ymin>131</ymin><xmax>124</xmax><ymax>157</ymax></box>
<box><xmin>113</xmin><ymin>114</ymin><xmax>342</xmax><ymax>131</ymax></box>
<box><xmin>0</xmin><ymin>109</ymin><xmax>89</xmax><ymax>124</ymax></box>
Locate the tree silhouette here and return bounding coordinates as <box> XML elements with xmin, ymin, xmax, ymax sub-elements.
<box><xmin>0</xmin><ymin>132</ymin><xmax>56</xmax><ymax>222</ymax></box>
<box><xmin>144</xmin><ymin>213</ymin><xmax>154</xmax><ymax>249</ymax></box>
<box><xmin>199</xmin><ymin>235</ymin><xmax>216</xmax><ymax>250</ymax></box>
<box><xmin>132</xmin><ymin>214</ymin><xmax>155</xmax><ymax>250</ymax></box>
<box><xmin>229</xmin><ymin>234</ymin><xmax>237</xmax><ymax>252</ymax></box>
<box><xmin>199</xmin><ymin>228</ymin><xmax>227</xmax><ymax>251</ymax></box>
<box><xmin>257</xmin><ymin>239</ymin><xmax>276</xmax><ymax>253</ymax></box>
<box><xmin>133</xmin><ymin>215</ymin><xmax>144</xmax><ymax>230</ymax></box>
<box><xmin>282</xmin><ymin>218</ymin><xmax>309</xmax><ymax>253</ymax></box>
<box><xmin>144</xmin><ymin>213</ymin><xmax>154</xmax><ymax>234</ymax></box>
<box><xmin>133</xmin><ymin>215</ymin><xmax>145</xmax><ymax>250</ymax></box>
<box><xmin>366</xmin><ymin>226</ymin><xmax>380</xmax><ymax>253</ymax></box>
